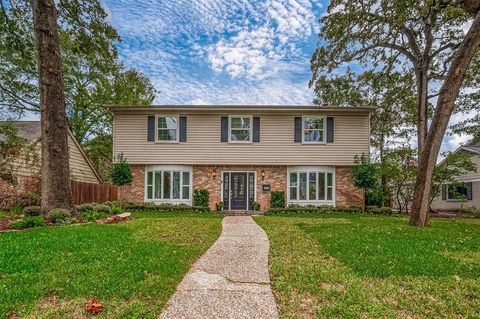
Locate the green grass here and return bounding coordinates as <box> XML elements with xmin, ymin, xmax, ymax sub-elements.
<box><xmin>0</xmin><ymin>211</ymin><xmax>222</xmax><ymax>319</ymax></box>
<box><xmin>255</xmin><ymin>214</ymin><xmax>480</xmax><ymax>319</ymax></box>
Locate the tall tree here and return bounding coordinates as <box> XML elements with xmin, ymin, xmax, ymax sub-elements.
<box><xmin>311</xmin><ymin>0</ymin><xmax>480</xmax><ymax>226</ymax></box>
<box><xmin>1</xmin><ymin>0</ymin><xmax>156</xmax><ymax>179</ymax></box>
<box><xmin>30</xmin><ymin>0</ymin><xmax>74</xmax><ymax>214</ymax></box>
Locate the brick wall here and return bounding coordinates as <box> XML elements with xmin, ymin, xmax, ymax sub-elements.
<box><xmin>119</xmin><ymin>165</ymin><xmax>145</xmax><ymax>202</ymax></box>
<box><xmin>335</xmin><ymin>166</ymin><xmax>364</xmax><ymax>207</ymax></box>
<box><xmin>193</xmin><ymin>165</ymin><xmax>287</xmax><ymax>211</ymax></box>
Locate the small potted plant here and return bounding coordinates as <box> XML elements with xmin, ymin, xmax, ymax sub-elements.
<box><xmin>216</xmin><ymin>201</ymin><xmax>224</xmax><ymax>211</ymax></box>
<box><xmin>252</xmin><ymin>201</ymin><xmax>260</xmax><ymax>211</ymax></box>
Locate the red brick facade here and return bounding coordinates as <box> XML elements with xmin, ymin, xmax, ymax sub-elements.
<box><xmin>193</xmin><ymin>165</ymin><xmax>287</xmax><ymax>211</ymax></box>
<box><xmin>121</xmin><ymin>164</ymin><xmax>363</xmax><ymax>210</ymax></box>
<box><xmin>119</xmin><ymin>165</ymin><xmax>145</xmax><ymax>202</ymax></box>
<box><xmin>335</xmin><ymin>166</ymin><xmax>364</xmax><ymax>207</ymax></box>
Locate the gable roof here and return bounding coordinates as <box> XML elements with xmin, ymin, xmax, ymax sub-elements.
<box><xmin>2</xmin><ymin>121</ymin><xmax>102</xmax><ymax>183</ymax></box>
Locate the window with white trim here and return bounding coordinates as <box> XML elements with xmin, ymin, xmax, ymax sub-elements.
<box><xmin>229</xmin><ymin>116</ymin><xmax>252</xmax><ymax>142</ymax></box>
<box><xmin>303</xmin><ymin>116</ymin><xmax>324</xmax><ymax>143</ymax></box>
<box><xmin>157</xmin><ymin>116</ymin><xmax>178</xmax><ymax>142</ymax></box>
<box><xmin>447</xmin><ymin>183</ymin><xmax>471</xmax><ymax>201</ymax></box>
<box><xmin>146</xmin><ymin>170</ymin><xmax>190</xmax><ymax>201</ymax></box>
<box><xmin>289</xmin><ymin>171</ymin><xmax>333</xmax><ymax>201</ymax></box>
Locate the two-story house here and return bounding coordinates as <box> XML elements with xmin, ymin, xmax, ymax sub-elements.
<box><xmin>110</xmin><ymin>105</ymin><xmax>373</xmax><ymax>211</ymax></box>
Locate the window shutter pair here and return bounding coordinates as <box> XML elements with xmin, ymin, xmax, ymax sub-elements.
<box><xmin>221</xmin><ymin>117</ymin><xmax>260</xmax><ymax>142</ymax></box>
<box><xmin>147</xmin><ymin>116</ymin><xmax>187</xmax><ymax>142</ymax></box>
<box><xmin>294</xmin><ymin>116</ymin><xmax>334</xmax><ymax>143</ymax></box>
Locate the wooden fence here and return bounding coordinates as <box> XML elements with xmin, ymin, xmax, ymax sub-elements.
<box><xmin>71</xmin><ymin>181</ymin><xmax>119</xmax><ymax>204</ymax></box>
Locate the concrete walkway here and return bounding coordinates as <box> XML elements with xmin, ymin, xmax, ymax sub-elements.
<box><xmin>159</xmin><ymin>216</ymin><xmax>279</xmax><ymax>319</ymax></box>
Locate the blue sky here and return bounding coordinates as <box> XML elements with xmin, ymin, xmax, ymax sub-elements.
<box><xmin>102</xmin><ymin>0</ymin><xmax>325</xmax><ymax>105</ymax></box>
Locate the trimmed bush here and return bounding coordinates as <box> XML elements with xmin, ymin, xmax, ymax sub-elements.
<box><xmin>122</xmin><ymin>202</ymin><xmax>210</xmax><ymax>213</ymax></box>
<box><xmin>0</xmin><ymin>193</ymin><xmax>41</xmax><ymax>210</ymax></box>
<box><xmin>270</xmin><ymin>191</ymin><xmax>285</xmax><ymax>209</ymax></box>
<box><xmin>10</xmin><ymin>216</ymin><xmax>46</xmax><ymax>229</ymax></box>
<box><xmin>111</xmin><ymin>206</ymin><xmax>123</xmax><ymax>214</ymax></box>
<box><xmin>252</xmin><ymin>201</ymin><xmax>261</xmax><ymax>211</ymax></box>
<box><xmin>47</xmin><ymin>209</ymin><xmax>71</xmax><ymax>224</ymax></box>
<box><xmin>94</xmin><ymin>204</ymin><xmax>112</xmax><ymax>214</ymax></box>
<box><xmin>368</xmin><ymin>206</ymin><xmax>394</xmax><ymax>215</ymax></box>
<box><xmin>23</xmin><ymin>206</ymin><xmax>41</xmax><ymax>217</ymax></box>
<box><xmin>266</xmin><ymin>205</ymin><xmax>365</xmax><ymax>215</ymax></box>
<box><xmin>193</xmin><ymin>189</ymin><xmax>210</xmax><ymax>208</ymax></box>
<box><xmin>76</xmin><ymin>203</ymin><xmax>95</xmax><ymax>213</ymax></box>
<box><xmin>111</xmin><ymin>154</ymin><xmax>133</xmax><ymax>186</ymax></box>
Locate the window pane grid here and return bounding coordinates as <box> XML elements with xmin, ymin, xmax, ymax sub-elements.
<box><xmin>146</xmin><ymin>170</ymin><xmax>191</xmax><ymax>201</ymax></box>
<box><xmin>303</xmin><ymin>117</ymin><xmax>324</xmax><ymax>143</ymax></box>
<box><xmin>157</xmin><ymin>116</ymin><xmax>177</xmax><ymax>141</ymax></box>
<box><xmin>230</xmin><ymin>117</ymin><xmax>251</xmax><ymax>142</ymax></box>
<box><xmin>289</xmin><ymin>170</ymin><xmax>333</xmax><ymax>202</ymax></box>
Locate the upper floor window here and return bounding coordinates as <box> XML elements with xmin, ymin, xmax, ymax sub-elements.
<box><xmin>229</xmin><ymin>116</ymin><xmax>252</xmax><ymax>143</ymax></box>
<box><xmin>303</xmin><ymin>116</ymin><xmax>324</xmax><ymax>143</ymax></box>
<box><xmin>157</xmin><ymin>116</ymin><xmax>178</xmax><ymax>142</ymax></box>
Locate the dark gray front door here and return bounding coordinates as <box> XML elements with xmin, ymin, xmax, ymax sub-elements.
<box><xmin>231</xmin><ymin>173</ymin><xmax>247</xmax><ymax>209</ymax></box>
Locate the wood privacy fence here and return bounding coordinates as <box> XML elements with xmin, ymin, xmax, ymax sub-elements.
<box><xmin>71</xmin><ymin>181</ymin><xmax>119</xmax><ymax>204</ymax></box>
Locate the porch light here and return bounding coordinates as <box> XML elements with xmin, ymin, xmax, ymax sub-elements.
<box><xmin>261</xmin><ymin>170</ymin><xmax>265</xmax><ymax>179</ymax></box>
<box><xmin>212</xmin><ymin>169</ymin><xmax>217</xmax><ymax>179</ymax></box>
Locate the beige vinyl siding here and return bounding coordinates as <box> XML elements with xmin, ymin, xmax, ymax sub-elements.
<box><xmin>113</xmin><ymin>111</ymin><xmax>370</xmax><ymax>165</ymax></box>
<box><xmin>67</xmin><ymin>135</ymin><xmax>100</xmax><ymax>183</ymax></box>
<box><xmin>11</xmin><ymin>135</ymin><xmax>100</xmax><ymax>183</ymax></box>
<box><xmin>431</xmin><ymin>181</ymin><xmax>480</xmax><ymax>211</ymax></box>
<box><xmin>450</xmin><ymin>152</ymin><xmax>480</xmax><ymax>182</ymax></box>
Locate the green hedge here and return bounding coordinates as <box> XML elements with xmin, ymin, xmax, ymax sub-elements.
<box><xmin>122</xmin><ymin>202</ymin><xmax>211</xmax><ymax>213</ymax></box>
<box><xmin>265</xmin><ymin>205</ymin><xmax>398</xmax><ymax>215</ymax></box>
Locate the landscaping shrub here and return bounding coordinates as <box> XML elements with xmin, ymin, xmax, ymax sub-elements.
<box><xmin>122</xmin><ymin>202</ymin><xmax>210</xmax><ymax>213</ymax></box>
<box><xmin>10</xmin><ymin>204</ymin><xmax>23</xmax><ymax>215</ymax></box>
<box><xmin>458</xmin><ymin>206</ymin><xmax>480</xmax><ymax>218</ymax></box>
<box><xmin>47</xmin><ymin>209</ymin><xmax>71</xmax><ymax>224</ymax></box>
<box><xmin>93</xmin><ymin>204</ymin><xmax>112</xmax><ymax>214</ymax></box>
<box><xmin>23</xmin><ymin>206</ymin><xmax>41</xmax><ymax>217</ymax></box>
<box><xmin>81</xmin><ymin>211</ymin><xmax>110</xmax><ymax>222</ymax></box>
<box><xmin>266</xmin><ymin>205</ymin><xmax>366</xmax><ymax>215</ymax></box>
<box><xmin>10</xmin><ymin>216</ymin><xmax>46</xmax><ymax>229</ymax></box>
<box><xmin>111</xmin><ymin>206</ymin><xmax>123</xmax><ymax>214</ymax></box>
<box><xmin>111</xmin><ymin>154</ymin><xmax>133</xmax><ymax>186</ymax></box>
<box><xmin>252</xmin><ymin>201</ymin><xmax>261</xmax><ymax>211</ymax></box>
<box><xmin>0</xmin><ymin>193</ymin><xmax>40</xmax><ymax>210</ymax></box>
<box><xmin>270</xmin><ymin>191</ymin><xmax>285</xmax><ymax>208</ymax></box>
<box><xmin>193</xmin><ymin>189</ymin><xmax>210</xmax><ymax>208</ymax></box>
<box><xmin>75</xmin><ymin>203</ymin><xmax>95</xmax><ymax>213</ymax></box>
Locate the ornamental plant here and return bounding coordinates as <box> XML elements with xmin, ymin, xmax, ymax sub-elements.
<box><xmin>110</xmin><ymin>153</ymin><xmax>133</xmax><ymax>186</ymax></box>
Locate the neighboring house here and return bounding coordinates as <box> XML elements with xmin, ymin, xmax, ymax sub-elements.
<box><xmin>431</xmin><ymin>141</ymin><xmax>480</xmax><ymax>212</ymax></box>
<box><xmin>0</xmin><ymin>121</ymin><xmax>101</xmax><ymax>196</ymax></box>
<box><xmin>111</xmin><ymin>105</ymin><xmax>372</xmax><ymax>211</ymax></box>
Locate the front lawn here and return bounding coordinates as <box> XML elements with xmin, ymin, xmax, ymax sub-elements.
<box><xmin>0</xmin><ymin>211</ymin><xmax>222</xmax><ymax>319</ymax></box>
<box><xmin>255</xmin><ymin>214</ymin><xmax>480</xmax><ymax>318</ymax></box>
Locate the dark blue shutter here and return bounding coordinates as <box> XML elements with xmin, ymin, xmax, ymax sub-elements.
<box><xmin>294</xmin><ymin>117</ymin><xmax>302</xmax><ymax>143</ymax></box>
<box><xmin>442</xmin><ymin>184</ymin><xmax>447</xmax><ymax>200</ymax></box>
<box><xmin>147</xmin><ymin>116</ymin><xmax>155</xmax><ymax>141</ymax></box>
<box><xmin>467</xmin><ymin>182</ymin><xmax>473</xmax><ymax>200</ymax></box>
<box><xmin>179</xmin><ymin>116</ymin><xmax>187</xmax><ymax>142</ymax></box>
<box><xmin>221</xmin><ymin>117</ymin><xmax>228</xmax><ymax>142</ymax></box>
<box><xmin>327</xmin><ymin>117</ymin><xmax>334</xmax><ymax>143</ymax></box>
<box><xmin>253</xmin><ymin>117</ymin><xmax>260</xmax><ymax>142</ymax></box>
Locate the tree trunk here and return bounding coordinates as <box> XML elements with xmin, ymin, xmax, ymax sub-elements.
<box><xmin>31</xmin><ymin>0</ymin><xmax>75</xmax><ymax>215</ymax></box>
<box><xmin>410</xmin><ymin>12</ymin><xmax>480</xmax><ymax>226</ymax></box>
<box><xmin>416</xmin><ymin>66</ymin><xmax>429</xmax><ymax>153</ymax></box>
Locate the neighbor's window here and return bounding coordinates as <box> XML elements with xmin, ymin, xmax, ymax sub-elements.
<box><xmin>303</xmin><ymin>116</ymin><xmax>324</xmax><ymax>143</ymax></box>
<box><xmin>447</xmin><ymin>183</ymin><xmax>471</xmax><ymax>200</ymax></box>
<box><xmin>157</xmin><ymin>116</ymin><xmax>178</xmax><ymax>141</ymax></box>
<box><xmin>289</xmin><ymin>171</ymin><xmax>333</xmax><ymax>201</ymax></box>
<box><xmin>146</xmin><ymin>170</ymin><xmax>191</xmax><ymax>201</ymax></box>
<box><xmin>229</xmin><ymin>116</ymin><xmax>251</xmax><ymax>142</ymax></box>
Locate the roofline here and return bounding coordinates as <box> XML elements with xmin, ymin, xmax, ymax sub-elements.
<box><xmin>107</xmin><ymin>104</ymin><xmax>376</xmax><ymax>114</ymax></box>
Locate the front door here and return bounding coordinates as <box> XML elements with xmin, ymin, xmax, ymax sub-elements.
<box><xmin>231</xmin><ymin>173</ymin><xmax>247</xmax><ymax>210</ymax></box>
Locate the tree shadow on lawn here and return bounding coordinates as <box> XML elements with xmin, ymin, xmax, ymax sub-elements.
<box><xmin>297</xmin><ymin>216</ymin><xmax>480</xmax><ymax>279</ymax></box>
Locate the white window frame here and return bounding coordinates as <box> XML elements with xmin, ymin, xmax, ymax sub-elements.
<box><xmin>228</xmin><ymin>115</ymin><xmax>253</xmax><ymax>144</ymax></box>
<box><xmin>287</xmin><ymin>166</ymin><xmax>335</xmax><ymax>206</ymax></box>
<box><xmin>302</xmin><ymin>115</ymin><xmax>326</xmax><ymax>144</ymax></box>
<box><xmin>155</xmin><ymin>115</ymin><xmax>179</xmax><ymax>143</ymax></box>
<box><xmin>144</xmin><ymin>165</ymin><xmax>192</xmax><ymax>204</ymax></box>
